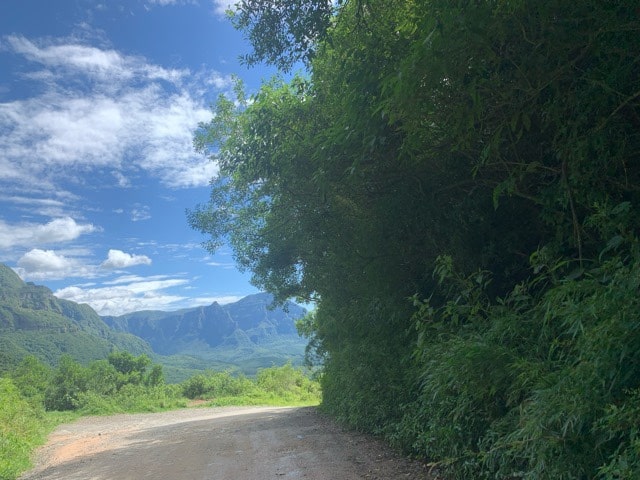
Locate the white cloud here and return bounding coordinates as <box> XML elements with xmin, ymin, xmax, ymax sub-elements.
<box><xmin>101</xmin><ymin>249</ymin><xmax>152</xmax><ymax>269</ymax></box>
<box><xmin>191</xmin><ymin>294</ymin><xmax>242</xmax><ymax>305</ymax></box>
<box><xmin>103</xmin><ymin>274</ymin><xmax>151</xmax><ymax>285</ymax></box>
<box><xmin>110</xmin><ymin>170</ymin><xmax>130</xmax><ymax>188</ymax></box>
<box><xmin>18</xmin><ymin>249</ymin><xmax>73</xmax><ymax>272</ymax></box>
<box><xmin>207</xmin><ymin>72</ymin><xmax>234</xmax><ymax>89</ymax></box>
<box><xmin>50</xmin><ymin>270</ymin><xmax>246</xmax><ymax>315</ymax></box>
<box><xmin>0</xmin><ymin>35</ymin><xmax>230</xmax><ymax>193</ymax></box>
<box><xmin>54</xmin><ymin>275</ymin><xmax>190</xmax><ymax>315</ymax></box>
<box><xmin>149</xmin><ymin>0</ymin><xmax>234</xmax><ymax>15</ymax></box>
<box><xmin>5</xmin><ymin>35</ymin><xmax>184</xmax><ymax>85</ymax></box>
<box><xmin>0</xmin><ymin>217</ymin><xmax>97</xmax><ymax>249</ymax></box>
<box><xmin>0</xmin><ymin>194</ymin><xmax>72</xmax><ymax>218</ymax></box>
<box><xmin>15</xmin><ymin>248</ymin><xmax>96</xmax><ymax>281</ymax></box>
<box><xmin>0</xmin><ymin>195</ymin><xmax>65</xmax><ymax>209</ymax></box>
<box><xmin>131</xmin><ymin>205</ymin><xmax>152</xmax><ymax>222</ymax></box>
<box><xmin>12</xmin><ymin>245</ymin><xmax>152</xmax><ymax>281</ymax></box>
<box><xmin>207</xmin><ymin>261</ymin><xmax>235</xmax><ymax>269</ymax></box>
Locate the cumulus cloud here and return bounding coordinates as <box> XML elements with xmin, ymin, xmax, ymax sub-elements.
<box><xmin>12</xmin><ymin>247</ymin><xmax>152</xmax><ymax>281</ymax></box>
<box><xmin>101</xmin><ymin>249</ymin><xmax>152</xmax><ymax>269</ymax></box>
<box><xmin>0</xmin><ymin>217</ymin><xmax>97</xmax><ymax>249</ymax></box>
<box><xmin>0</xmin><ymin>35</ymin><xmax>228</xmax><ymax>193</ymax></box>
<box><xmin>18</xmin><ymin>249</ymin><xmax>73</xmax><ymax>271</ymax></box>
<box><xmin>15</xmin><ymin>248</ymin><xmax>95</xmax><ymax>281</ymax></box>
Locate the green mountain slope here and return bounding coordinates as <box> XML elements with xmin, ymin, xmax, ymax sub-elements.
<box><xmin>0</xmin><ymin>264</ymin><xmax>151</xmax><ymax>371</ymax></box>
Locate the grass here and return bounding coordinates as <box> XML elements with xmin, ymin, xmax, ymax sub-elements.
<box><xmin>75</xmin><ymin>385</ymin><xmax>189</xmax><ymax>416</ymax></box>
<box><xmin>0</xmin><ymin>378</ymin><xmax>76</xmax><ymax>480</ymax></box>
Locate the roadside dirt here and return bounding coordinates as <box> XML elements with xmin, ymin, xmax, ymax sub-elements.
<box><xmin>20</xmin><ymin>406</ymin><xmax>437</xmax><ymax>480</ymax></box>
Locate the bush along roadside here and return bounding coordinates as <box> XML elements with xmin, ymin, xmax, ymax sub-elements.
<box><xmin>391</xmin><ymin>248</ymin><xmax>640</xmax><ymax>479</ymax></box>
<box><xmin>0</xmin><ymin>377</ymin><xmax>51</xmax><ymax>480</ymax></box>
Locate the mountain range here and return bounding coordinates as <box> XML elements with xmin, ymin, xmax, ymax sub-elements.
<box><xmin>0</xmin><ymin>263</ymin><xmax>308</xmax><ymax>380</ymax></box>
<box><xmin>103</xmin><ymin>293</ymin><xmax>302</xmax><ymax>354</ymax></box>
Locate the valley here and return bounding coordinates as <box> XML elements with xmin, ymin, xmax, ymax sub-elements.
<box><xmin>0</xmin><ymin>263</ymin><xmax>309</xmax><ymax>381</ymax></box>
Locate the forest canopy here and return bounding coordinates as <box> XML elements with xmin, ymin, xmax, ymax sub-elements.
<box><xmin>190</xmin><ymin>1</ymin><xmax>640</xmax><ymax>478</ymax></box>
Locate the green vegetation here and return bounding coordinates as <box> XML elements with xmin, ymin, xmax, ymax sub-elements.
<box><xmin>154</xmin><ymin>336</ymin><xmax>308</xmax><ymax>383</ymax></box>
<box><xmin>181</xmin><ymin>362</ymin><xmax>320</xmax><ymax>406</ymax></box>
<box><xmin>190</xmin><ymin>1</ymin><xmax>640</xmax><ymax>478</ymax></box>
<box><xmin>0</xmin><ymin>354</ymin><xmax>320</xmax><ymax>480</ymax></box>
<box><xmin>0</xmin><ymin>377</ymin><xmax>47</xmax><ymax>480</ymax></box>
<box><xmin>0</xmin><ymin>377</ymin><xmax>76</xmax><ymax>480</ymax></box>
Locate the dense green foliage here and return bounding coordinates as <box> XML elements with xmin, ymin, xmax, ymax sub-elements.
<box><xmin>9</xmin><ymin>352</ymin><xmax>170</xmax><ymax>413</ymax></box>
<box><xmin>0</xmin><ymin>354</ymin><xmax>319</xmax><ymax>479</ymax></box>
<box><xmin>191</xmin><ymin>0</ymin><xmax>640</xmax><ymax>478</ymax></box>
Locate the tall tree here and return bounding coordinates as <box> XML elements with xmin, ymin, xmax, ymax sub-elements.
<box><xmin>193</xmin><ymin>0</ymin><xmax>640</xmax><ymax>477</ymax></box>
<box><xmin>229</xmin><ymin>0</ymin><xmax>338</xmax><ymax>71</ymax></box>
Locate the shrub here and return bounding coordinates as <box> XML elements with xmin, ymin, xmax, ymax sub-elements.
<box><xmin>9</xmin><ymin>356</ymin><xmax>51</xmax><ymax>405</ymax></box>
<box><xmin>44</xmin><ymin>355</ymin><xmax>88</xmax><ymax>411</ymax></box>
<box><xmin>0</xmin><ymin>377</ymin><xmax>46</xmax><ymax>480</ymax></box>
<box><xmin>181</xmin><ymin>371</ymin><xmax>256</xmax><ymax>399</ymax></box>
<box><xmin>400</xmin><ymin>252</ymin><xmax>640</xmax><ymax>479</ymax></box>
<box><xmin>182</xmin><ymin>373</ymin><xmax>208</xmax><ymax>399</ymax></box>
<box><xmin>257</xmin><ymin>362</ymin><xmax>320</xmax><ymax>402</ymax></box>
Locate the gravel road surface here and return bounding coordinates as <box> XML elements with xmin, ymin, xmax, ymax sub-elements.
<box><xmin>20</xmin><ymin>406</ymin><xmax>434</xmax><ymax>480</ymax></box>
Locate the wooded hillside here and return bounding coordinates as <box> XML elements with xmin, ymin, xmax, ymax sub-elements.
<box><xmin>190</xmin><ymin>1</ymin><xmax>640</xmax><ymax>478</ymax></box>
<box><xmin>0</xmin><ymin>264</ymin><xmax>151</xmax><ymax>369</ymax></box>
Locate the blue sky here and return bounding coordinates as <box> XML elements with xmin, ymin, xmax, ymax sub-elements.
<box><xmin>0</xmin><ymin>0</ymin><xmax>278</xmax><ymax>316</ymax></box>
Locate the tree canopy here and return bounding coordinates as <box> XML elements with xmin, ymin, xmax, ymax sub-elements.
<box><xmin>229</xmin><ymin>0</ymin><xmax>337</xmax><ymax>71</ymax></box>
<box><xmin>191</xmin><ymin>1</ymin><xmax>640</xmax><ymax>478</ymax></box>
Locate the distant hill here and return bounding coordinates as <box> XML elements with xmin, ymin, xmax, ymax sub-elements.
<box><xmin>103</xmin><ymin>292</ymin><xmax>303</xmax><ymax>354</ymax></box>
<box><xmin>0</xmin><ymin>263</ymin><xmax>151</xmax><ymax>370</ymax></box>
<box><xmin>102</xmin><ymin>293</ymin><xmax>308</xmax><ymax>380</ymax></box>
<box><xmin>0</xmin><ymin>264</ymin><xmax>309</xmax><ymax>380</ymax></box>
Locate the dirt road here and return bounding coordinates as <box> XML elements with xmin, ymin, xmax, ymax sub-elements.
<box><xmin>20</xmin><ymin>406</ymin><xmax>433</xmax><ymax>480</ymax></box>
